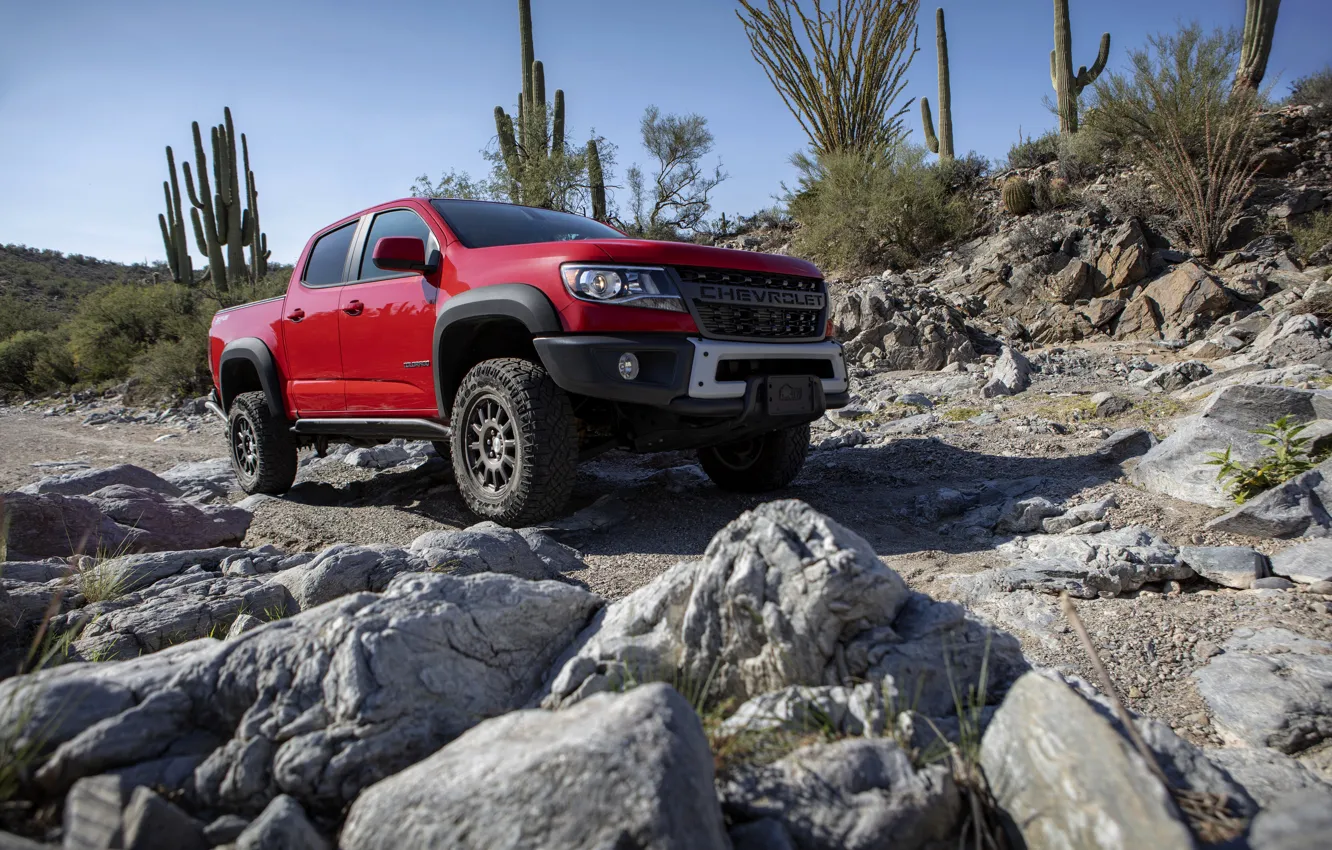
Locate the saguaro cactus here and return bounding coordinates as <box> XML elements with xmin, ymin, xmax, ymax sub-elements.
<box><xmin>180</xmin><ymin>107</ymin><xmax>267</xmax><ymax>292</ymax></box>
<box><xmin>1050</xmin><ymin>0</ymin><xmax>1110</xmax><ymax>135</ymax></box>
<box><xmin>920</xmin><ymin>8</ymin><xmax>954</xmax><ymax>162</ymax></box>
<box><xmin>1234</xmin><ymin>0</ymin><xmax>1280</xmax><ymax>94</ymax></box>
<box><xmin>492</xmin><ymin>0</ymin><xmax>604</xmax><ymax>209</ymax></box>
<box><xmin>587</xmin><ymin>140</ymin><xmax>607</xmax><ymax>221</ymax></box>
<box><xmin>158</xmin><ymin>146</ymin><xmax>194</xmax><ymax>284</ymax></box>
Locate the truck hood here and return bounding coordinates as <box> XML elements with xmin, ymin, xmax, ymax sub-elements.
<box><xmin>586</xmin><ymin>239</ymin><xmax>823</xmax><ymax>279</ymax></box>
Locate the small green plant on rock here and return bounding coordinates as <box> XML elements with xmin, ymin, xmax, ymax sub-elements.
<box><xmin>1292</xmin><ymin>210</ymin><xmax>1332</xmax><ymax>261</ymax></box>
<box><xmin>1206</xmin><ymin>416</ymin><xmax>1321</xmax><ymax>504</ymax></box>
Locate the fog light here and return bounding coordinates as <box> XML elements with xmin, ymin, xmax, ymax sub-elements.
<box><xmin>618</xmin><ymin>352</ymin><xmax>640</xmax><ymax>380</ymax></box>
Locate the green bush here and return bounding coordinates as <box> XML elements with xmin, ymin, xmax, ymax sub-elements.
<box><xmin>0</xmin><ymin>330</ymin><xmax>74</xmax><ymax>395</ymax></box>
<box><xmin>1288</xmin><ymin>65</ymin><xmax>1332</xmax><ymax>115</ymax></box>
<box><xmin>1293</xmin><ymin>210</ymin><xmax>1332</xmax><ymax>260</ymax></box>
<box><xmin>1006</xmin><ymin>130</ymin><xmax>1061</xmax><ymax>170</ymax></box>
<box><xmin>788</xmin><ymin>145</ymin><xmax>974</xmax><ymax>274</ymax></box>
<box><xmin>0</xmin><ymin>295</ymin><xmax>60</xmax><ymax>344</ymax></box>
<box><xmin>65</xmin><ymin>283</ymin><xmax>210</xmax><ymax>384</ymax></box>
<box><xmin>1206</xmin><ymin>416</ymin><xmax>1324</xmax><ymax>504</ymax></box>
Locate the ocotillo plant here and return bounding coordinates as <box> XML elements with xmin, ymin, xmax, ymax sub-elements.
<box><xmin>492</xmin><ymin>0</ymin><xmax>602</xmax><ymax>209</ymax></box>
<box><xmin>1234</xmin><ymin>0</ymin><xmax>1280</xmax><ymax>94</ymax></box>
<box><xmin>180</xmin><ymin>107</ymin><xmax>267</xmax><ymax>292</ymax></box>
<box><xmin>920</xmin><ymin>7</ymin><xmax>954</xmax><ymax>161</ymax></box>
<box><xmin>1050</xmin><ymin>0</ymin><xmax>1110</xmax><ymax>134</ymax></box>
<box><xmin>158</xmin><ymin>146</ymin><xmax>193</xmax><ymax>284</ymax></box>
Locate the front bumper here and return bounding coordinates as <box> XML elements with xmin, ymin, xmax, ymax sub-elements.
<box><xmin>533</xmin><ymin>334</ymin><xmax>850</xmax><ymax>417</ymax></box>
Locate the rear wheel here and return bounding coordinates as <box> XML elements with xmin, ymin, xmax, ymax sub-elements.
<box><xmin>228</xmin><ymin>391</ymin><xmax>298</xmax><ymax>495</ymax></box>
<box><xmin>698</xmin><ymin>423</ymin><xmax>811</xmax><ymax>493</ymax></box>
<box><xmin>449</xmin><ymin>358</ymin><xmax>576</xmax><ymax>526</ymax></box>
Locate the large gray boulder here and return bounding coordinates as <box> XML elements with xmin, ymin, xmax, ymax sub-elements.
<box><xmin>159</xmin><ymin>459</ymin><xmax>237</xmax><ymax>504</ymax></box>
<box><xmin>1270</xmin><ymin>539</ymin><xmax>1332</xmax><ymax>583</ymax></box>
<box><xmin>0</xmin><ymin>572</ymin><xmax>600</xmax><ymax>816</ymax></box>
<box><xmin>409</xmin><ymin>525</ymin><xmax>570</xmax><ymax>582</ymax></box>
<box><xmin>1</xmin><ymin>487</ymin><xmax>251</xmax><ymax>560</ymax></box>
<box><xmin>1205</xmin><ymin>747</ymin><xmax>1329</xmax><ymax>809</ymax></box>
<box><xmin>266</xmin><ymin>544</ymin><xmax>429</xmax><ymax>611</ymax></box>
<box><xmin>720</xmin><ymin>738</ymin><xmax>960</xmax><ymax>850</ymax></box>
<box><xmin>955</xmin><ymin>526</ymin><xmax>1192</xmax><ymax>599</ymax></box>
<box><xmin>537</xmin><ymin>501</ymin><xmax>1025</xmax><ymax>718</ymax></box>
<box><xmin>235</xmin><ymin>794</ymin><xmax>329</xmax><ymax>850</ymax></box>
<box><xmin>1130</xmin><ymin>384</ymin><xmax>1330</xmax><ymax>508</ymax></box>
<box><xmin>980</xmin><ymin>672</ymin><xmax>1194</xmax><ymax>850</ymax></box>
<box><xmin>1246</xmin><ymin>787</ymin><xmax>1332</xmax><ymax>850</ymax></box>
<box><xmin>68</xmin><ymin>571</ymin><xmax>290</xmax><ymax>660</ymax></box>
<box><xmin>1179</xmin><ymin>546</ymin><xmax>1269</xmax><ymax>589</ymax></box>
<box><xmin>92</xmin><ymin>548</ymin><xmax>251</xmax><ymax>593</ymax></box>
<box><xmin>19</xmin><ymin>464</ymin><xmax>182</xmax><ymax>498</ymax></box>
<box><xmin>981</xmin><ymin>347</ymin><xmax>1032</xmax><ymax>398</ymax></box>
<box><xmin>1192</xmin><ymin>628</ymin><xmax>1332</xmax><ymax>754</ymax></box>
<box><xmin>341</xmin><ymin>684</ymin><xmax>727</xmax><ymax>850</ymax></box>
<box><xmin>1206</xmin><ymin>458</ymin><xmax>1332</xmax><ymax>539</ymax></box>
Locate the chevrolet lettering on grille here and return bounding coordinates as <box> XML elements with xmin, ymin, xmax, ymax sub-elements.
<box><xmin>696</xmin><ymin>284</ymin><xmax>825</xmax><ymax>309</ymax></box>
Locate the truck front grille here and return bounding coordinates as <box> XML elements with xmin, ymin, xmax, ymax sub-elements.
<box><xmin>694</xmin><ymin>303</ymin><xmax>823</xmax><ymax>340</ymax></box>
<box><xmin>674</xmin><ymin>266</ymin><xmax>826</xmax><ymax>342</ymax></box>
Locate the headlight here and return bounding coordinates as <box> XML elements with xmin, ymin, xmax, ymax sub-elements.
<box><xmin>560</xmin><ymin>264</ymin><xmax>686</xmax><ymax>312</ymax></box>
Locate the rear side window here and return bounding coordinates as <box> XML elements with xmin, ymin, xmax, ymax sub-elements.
<box><xmin>357</xmin><ymin>208</ymin><xmax>433</xmax><ymax>281</ymax></box>
<box><xmin>303</xmin><ymin>222</ymin><xmax>357</xmax><ymax>286</ymax></box>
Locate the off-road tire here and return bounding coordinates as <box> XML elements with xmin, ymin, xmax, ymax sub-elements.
<box><xmin>698</xmin><ymin>423</ymin><xmax>811</xmax><ymax>493</ymax></box>
<box><xmin>449</xmin><ymin>358</ymin><xmax>576</xmax><ymax>526</ymax></box>
<box><xmin>228</xmin><ymin>391</ymin><xmax>298</xmax><ymax>495</ymax></box>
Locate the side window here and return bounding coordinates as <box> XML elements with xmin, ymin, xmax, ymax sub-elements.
<box><xmin>356</xmin><ymin>208</ymin><xmax>433</xmax><ymax>282</ymax></box>
<box><xmin>303</xmin><ymin>222</ymin><xmax>357</xmax><ymax>286</ymax></box>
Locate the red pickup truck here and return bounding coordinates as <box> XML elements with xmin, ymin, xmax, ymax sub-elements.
<box><xmin>209</xmin><ymin>198</ymin><xmax>849</xmax><ymax>525</ymax></box>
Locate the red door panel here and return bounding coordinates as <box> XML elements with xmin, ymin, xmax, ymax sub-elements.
<box><xmin>339</xmin><ymin>276</ymin><xmax>439</xmax><ymax>414</ymax></box>
<box><xmin>281</xmin><ymin>285</ymin><xmax>346</xmax><ymax>414</ymax></box>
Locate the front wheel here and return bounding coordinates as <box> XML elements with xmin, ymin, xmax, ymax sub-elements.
<box><xmin>449</xmin><ymin>358</ymin><xmax>577</xmax><ymax>526</ymax></box>
<box><xmin>698</xmin><ymin>424</ymin><xmax>811</xmax><ymax>493</ymax></box>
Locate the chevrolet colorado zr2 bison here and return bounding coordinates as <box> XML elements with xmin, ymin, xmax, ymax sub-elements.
<box><xmin>208</xmin><ymin>198</ymin><xmax>849</xmax><ymax>525</ymax></box>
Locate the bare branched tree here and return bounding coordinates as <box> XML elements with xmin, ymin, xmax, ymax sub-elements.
<box><xmin>736</xmin><ymin>0</ymin><xmax>921</xmax><ymax>155</ymax></box>
<box><xmin>625</xmin><ymin>107</ymin><xmax>727</xmax><ymax>238</ymax></box>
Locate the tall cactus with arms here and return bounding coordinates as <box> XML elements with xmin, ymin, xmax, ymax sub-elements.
<box><xmin>493</xmin><ymin>0</ymin><xmax>604</xmax><ymax>210</ymax></box>
<box><xmin>920</xmin><ymin>7</ymin><xmax>953</xmax><ymax>161</ymax></box>
<box><xmin>1050</xmin><ymin>0</ymin><xmax>1110</xmax><ymax>134</ymax></box>
<box><xmin>1234</xmin><ymin>0</ymin><xmax>1280</xmax><ymax>94</ymax></box>
<box><xmin>158</xmin><ymin>146</ymin><xmax>194</xmax><ymax>283</ymax></box>
<box><xmin>180</xmin><ymin>107</ymin><xmax>267</xmax><ymax>292</ymax></box>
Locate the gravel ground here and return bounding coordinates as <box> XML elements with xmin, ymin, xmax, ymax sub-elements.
<box><xmin>4</xmin><ymin>342</ymin><xmax>1329</xmax><ymax>764</ymax></box>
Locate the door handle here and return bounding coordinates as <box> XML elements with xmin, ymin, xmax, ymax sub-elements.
<box><xmin>343</xmin><ymin>300</ymin><xmax>364</xmax><ymax>316</ymax></box>
<box><xmin>286</xmin><ymin>308</ymin><xmax>305</xmax><ymax>322</ymax></box>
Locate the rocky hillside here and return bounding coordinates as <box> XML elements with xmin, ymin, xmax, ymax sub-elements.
<box><xmin>0</xmin><ymin>245</ymin><xmax>164</xmax><ymax>323</ymax></box>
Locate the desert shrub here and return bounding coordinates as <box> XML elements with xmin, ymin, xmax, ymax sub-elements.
<box><xmin>934</xmin><ymin>151</ymin><xmax>990</xmax><ymax>190</ymax></box>
<box><xmin>1206</xmin><ymin>416</ymin><xmax>1323</xmax><ymax>504</ymax></box>
<box><xmin>1087</xmin><ymin>24</ymin><xmax>1260</xmax><ymax>260</ymax></box>
<box><xmin>1288</xmin><ymin>65</ymin><xmax>1332</xmax><ymax>116</ymax></box>
<box><xmin>789</xmin><ymin>144</ymin><xmax>974</xmax><ymax>274</ymax></box>
<box><xmin>0</xmin><ymin>331</ymin><xmax>74</xmax><ymax>395</ymax></box>
<box><xmin>65</xmin><ymin>283</ymin><xmax>206</xmax><ymax>384</ymax></box>
<box><xmin>215</xmin><ymin>266</ymin><xmax>291</xmax><ymax>309</ymax></box>
<box><xmin>1055</xmin><ymin>129</ymin><xmax>1112</xmax><ymax>182</ymax></box>
<box><xmin>133</xmin><ymin>334</ymin><xmax>213</xmax><ymax>399</ymax></box>
<box><xmin>0</xmin><ymin>295</ymin><xmax>60</xmax><ymax>344</ymax></box>
<box><xmin>1006</xmin><ymin>130</ymin><xmax>1060</xmax><ymax>170</ymax></box>
<box><xmin>1293</xmin><ymin>210</ymin><xmax>1332</xmax><ymax>260</ymax></box>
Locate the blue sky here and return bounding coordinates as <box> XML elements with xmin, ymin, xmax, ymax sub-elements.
<box><xmin>2</xmin><ymin>0</ymin><xmax>1329</xmax><ymax>265</ymax></box>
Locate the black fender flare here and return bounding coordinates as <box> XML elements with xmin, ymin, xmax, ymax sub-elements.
<box><xmin>432</xmin><ymin>284</ymin><xmax>563</xmax><ymax>417</ymax></box>
<box><xmin>218</xmin><ymin>338</ymin><xmax>286</xmax><ymax>418</ymax></box>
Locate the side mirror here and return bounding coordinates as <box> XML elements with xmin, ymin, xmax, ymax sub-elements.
<box><xmin>372</xmin><ymin>237</ymin><xmax>438</xmax><ymax>274</ymax></box>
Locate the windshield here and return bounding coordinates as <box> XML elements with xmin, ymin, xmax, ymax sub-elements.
<box><xmin>430</xmin><ymin>200</ymin><xmax>625</xmax><ymax>249</ymax></box>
